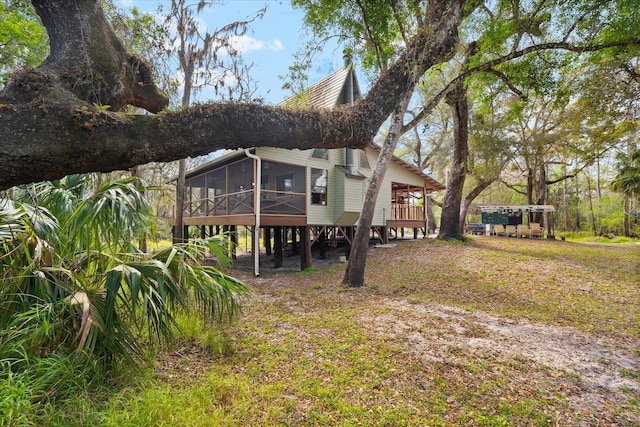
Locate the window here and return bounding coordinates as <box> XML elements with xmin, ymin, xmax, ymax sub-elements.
<box><xmin>311</xmin><ymin>168</ymin><xmax>328</xmax><ymax>205</ymax></box>
<box><xmin>228</xmin><ymin>158</ymin><xmax>253</xmax><ymax>194</ymax></box>
<box><xmin>276</xmin><ymin>173</ymin><xmax>294</xmax><ymax>193</ymax></box>
<box><xmin>311</xmin><ymin>148</ymin><xmax>329</xmax><ymax>160</ymax></box>
<box><xmin>359</xmin><ymin>150</ymin><xmax>370</xmax><ymax>169</ymax></box>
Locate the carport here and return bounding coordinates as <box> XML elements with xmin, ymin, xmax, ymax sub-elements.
<box><xmin>467</xmin><ymin>205</ymin><xmax>556</xmax><ymax>238</ymax></box>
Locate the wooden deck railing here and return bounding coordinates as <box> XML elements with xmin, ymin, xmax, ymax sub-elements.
<box><xmin>184</xmin><ymin>189</ymin><xmax>306</xmax><ymax>217</ymax></box>
<box><xmin>391</xmin><ymin>204</ymin><xmax>424</xmax><ymax>221</ymax></box>
<box><xmin>260</xmin><ymin>190</ymin><xmax>306</xmax><ymax>215</ymax></box>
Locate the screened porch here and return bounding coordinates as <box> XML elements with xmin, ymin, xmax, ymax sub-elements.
<box><xmin>183</xmin><ymin>157</ymin><xmax>306</xmax><ymax>220</ymax></box>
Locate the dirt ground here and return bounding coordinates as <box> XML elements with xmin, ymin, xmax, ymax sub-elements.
<box><xmin>364</xmin><ymin>298</ymin><xmax>639</xmax><ymax>424</ymax></box>
<box><xmin>228</xmin><ymin>238</ymin><xmax>639</xmax><ymax>425</ymax></box>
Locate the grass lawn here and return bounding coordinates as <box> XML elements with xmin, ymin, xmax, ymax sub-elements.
<box><xmin>38</xmin><ymin>237</ymin><xmax>640</xmax><ymax>426</ymax></box>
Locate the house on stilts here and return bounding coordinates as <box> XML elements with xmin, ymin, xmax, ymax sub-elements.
<box><xmin>177</xmin><ymin>56</ymin><xmax>445</xmax><ymax>275</ymax></box>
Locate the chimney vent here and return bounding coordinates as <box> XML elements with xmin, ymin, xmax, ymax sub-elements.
<box><xmin>343</xmin><ymin>49</ymin><xmax>352</xmax><ymax>68</ymax></box>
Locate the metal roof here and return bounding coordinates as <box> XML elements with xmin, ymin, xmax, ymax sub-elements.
<box><xmin>469</xmin><ymin>204</ymin><xmax>556</xmax><ymax>214</ymax></box>
<box><xmin>279</xmin><ymin>66</ymin><xmax>361</xmax><ymax>109</ymax></box>
<box><xmin>368</xmin><ymin>143</ymin><xmax>445</xmax><ymax>192</ymax></box>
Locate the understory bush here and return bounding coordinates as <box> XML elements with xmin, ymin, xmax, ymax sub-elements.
<box><xmin>0</xmin><ymin>175</ymin><xmax>250</xmax><ymax>411</ymax></box>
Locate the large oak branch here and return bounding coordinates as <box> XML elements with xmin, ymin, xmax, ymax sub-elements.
<box><xmin>0</xmin><ymin>0</ymin><xmax>466</xmax><ymax>190</ymax></box>
<box><xmin>0</xmin><ymin>100</ymin><xmax>381</xmax><ymax>187</ymax></box>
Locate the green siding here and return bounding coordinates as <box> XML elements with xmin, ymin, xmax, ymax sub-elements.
<box><xmin>252</xmin><ymin>145</ymin><xmax>433</xmax><ymax>228</ymax></box>
<box><xmin>334</xmin><ymin>169</ymin><xmax>346</xmax><ymax>223</ymax></box>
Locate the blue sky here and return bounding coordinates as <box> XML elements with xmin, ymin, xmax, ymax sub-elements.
<box><xmin>117</xmin><ymin>1</ymin><xmax>357</xmax><ymax>105</ymax></box>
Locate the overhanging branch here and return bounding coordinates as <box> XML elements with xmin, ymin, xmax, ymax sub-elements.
<box><xmin>0</xmin><ymin>0</ymin><xmax>468</xmax><ymax>190</ymax></box>
<box><xmin>403</xmin><ymin>38</ymin><xmax>640</xmax><ymax>131</ymax></box>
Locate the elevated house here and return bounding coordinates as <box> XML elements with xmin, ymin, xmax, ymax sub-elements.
<box><xmin>179</xmin><ymin>57</ymin><xmax>445</xmax><ymax>275</ymax></box>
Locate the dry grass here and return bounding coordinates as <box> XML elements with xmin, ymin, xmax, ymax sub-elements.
<box><xmin>46</xmin><ymin>237</ymin><xmax>640</xmax><ymax>426</ymax></box>
<box><xmin>222</xmin><ymin>237</ymin><xmax>639</xmax><ymax>426</ymax></box>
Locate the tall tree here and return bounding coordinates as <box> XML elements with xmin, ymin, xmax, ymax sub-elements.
<box><xmin>292</xmin><ymin>0</ymin><xmax>474</xmax><ymax>285</ymax></box>
<box><xmin>343</xmin><ymin>91</ymin><xmax>414</xmax><ymax>287</ymax></box>
<box><xmin>292</xmin><ymin>0</ymin><xmax>640</xmax><ymax>284</ymax></box>
<box><xmin>438</xmin><ymin>78</ymin><xmax>469</xmax><ymax>240</ymax></box>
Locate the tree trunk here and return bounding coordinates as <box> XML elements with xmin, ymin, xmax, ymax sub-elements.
<box><xmin>172</xmin><ymin>3</ymin><xmax>198</xmax><ymax>245</ymax></box>
<box><xmin>300</xmin><ymin>226</ymin><xmax>312</xmax><ymax>270</ymax></box>
<box><xmin>173</xmin><ymin>159</ymin><xmax>186</xmax><ymax>243</ymax></box>
<box><xmin>130</xmin><ymin>165</ymin><xmax>148</xmax><ymax>252</ymax></box>
<box><xmin>596</xmin><ymin>157</ymin><xmax>602</xmax><ymax>200</ymax></box>
<box><xmin>563</xmin><ymin>163</ymin><xmax>569</xmax><ymax>231</ymax></box>
<box><xmin>623</xmin><ymin>196</ymin><xmax>631</xmax><ymax>237</ymax></box>
<box><xmin>526</xmin><ymin>167</ymin><xmax>535</xmax><ymax>205</ymax></box>
<box><xmin>586</xmin><ymin>170</ymin><xmax>597</xmax><ymax>233</ymax></box>
<box><xmin>535</xmin><ymin>164</ymin><xmax>548</xmax><ymax>226</ymax></box>
<box><xmin>438</xmin><ymin>80</ymin><xmax>468</xmax><ymax>240</ymax></box>
<box><xmin>426</xmin><ymin>196</ymin><xmax>437</xmax><ymax>233</ymax></box>
<box><xmin>574</xmin><ymin>175</ymin><xmax>581</xmax><ymax>231</ymax></box>
<box><xmin>459</xmin><ymin>179</ymin><xmax>493</xmax><ymax>233</ymax></box>
<box><xmin>343</xmin><ymin>92</ymin><xmax>413</xmax><ymax>287</ymax></box>
<box><xmin>30</xmin><ymin>0</ymin><xmax>168</xmax><ymax>113</ymax></box>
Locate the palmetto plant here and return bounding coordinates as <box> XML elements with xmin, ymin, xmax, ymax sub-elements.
<box><xmin>611</xmin><ymin>148</ymin><xmax>640</xmax><ymax>199</ymax></box>
<box><xmin>611</xmin><ymin>149</ymin><xmax>640</xmax><ymax>236</ymax></box>
<box><xmin>0</xmin><ymin>175</ymin><xmax>249</xmax><ymax>376</ymax></box>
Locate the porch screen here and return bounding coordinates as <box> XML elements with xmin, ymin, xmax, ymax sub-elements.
<box><xmin>207</xmin><ymin>168</ymin><xmax>226</xmax><ymax>215</ymax></box>
<box><xmin>227</xmin><ymin>158</ymin><xmax>254</xmax><ymax>214</ymax></box>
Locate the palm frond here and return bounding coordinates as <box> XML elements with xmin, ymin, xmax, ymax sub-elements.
<box><xmin>2</xmin><ymin>175</ymin><xmax>250</xmax><ymax>376</ymax></box>
<box><xmin>65</xmin><ymin>177</ymin><xmax>153</xmax><ymax>253</ymax></box>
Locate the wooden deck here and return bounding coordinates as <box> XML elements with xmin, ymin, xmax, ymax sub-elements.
<box><xmin>184</xmin><ymin>198</ymin><xmax>426</xmax><ymax>229</ymax></box>
<box><xmin>387</xmin><ymin>204</ymin><xmax>426</xmax><ymax>228</ymax></box>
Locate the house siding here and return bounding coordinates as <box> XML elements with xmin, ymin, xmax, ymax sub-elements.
<box><xmin>178</xmin><ymin>64</ymin><xmax>445</xmax><ymax>275</ymax></box>
<box><xmin>343</xmin><ymin>178</ymin><xmax>364</xmax><ymax>213</ymax></box>
<box><xmin>356</xmin><ymin>146</ymin><xmax>427</xmax><ymax>227</ymax></box>
<box><xmin>359</xmin><ymin>147</ymin><xmax>388</xmax><ymax>226</ymax></box>
<box><xmin>258</xmin><ymin>145</ymin><xmax>428</xmax><ymax>228</ymax></box>
<box><xmin>256</xmin><ymin>147</ymin><xmax>343</xmax><ymax>225</ymax></box>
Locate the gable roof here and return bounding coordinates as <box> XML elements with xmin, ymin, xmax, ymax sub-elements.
<box><xmin>279</xmin><ymin>66</ymin><xmax>362</xmax><ymax>109</ymax></box>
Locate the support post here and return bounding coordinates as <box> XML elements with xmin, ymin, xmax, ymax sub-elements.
<box><xmin>345</xmin><ymin>226</ymin><xmax>354</xmax><ymax>259</ymax></box>
<box><xmin>230</xmin><ymin>225</ymin><xmax>237</xmax><ymax>260</ymax></box>
<box><xmin>300</xmin><ymin>226</ymin><xmax>312</xmax><ymax>270</ymax></box>
<box><xmin>319</xmin><ymin>227</ymin><xmax>326</xmax><ymax>259</ymax></box>
<box><xmin>291</xmin><ymin>227</ymin><xmax>298</xmax><ymax>255</ymax></box>
<box><xmin>274</xmin><ymin>226</ymin><xmax>283</xmax><ymax>268</ymax></box>
<box><xmin>264</xmin><ymin>227</ymin><xmax>272</xmax><ymax>256</ymax></box>
<box><xmin>251</xmin><ymin>226</ymin><xmax>260</xmax><ymax>276</ymax></box>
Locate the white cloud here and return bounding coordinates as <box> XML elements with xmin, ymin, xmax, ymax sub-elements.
<box><xmin>231</xmin><ymin>35</ymin><xmax>264</xmax><ymax>53</ymax></box>
<box><xmin>230</xmin><ymin>35</ymin><xmax>284</xmax><ymax>54</ymax></box>
<box><xmin>270</xmin><ymin>39</ymin><xmax>284</xmax><ymax>51</ymax></box>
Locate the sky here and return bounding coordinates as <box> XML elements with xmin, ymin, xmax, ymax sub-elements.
<box><xmin>116</xmin><ymin>0</ymin><xmax>359</xmax><ymax>105</ymax></box>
